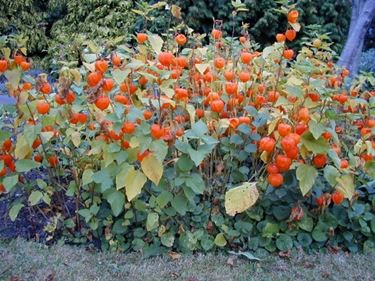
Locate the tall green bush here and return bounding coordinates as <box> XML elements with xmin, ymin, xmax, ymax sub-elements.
<box><xmin>0</xmin><ymin>0</ymin><xmax>48</xmax><ymax>56</ymax></box>
<box><xmin>140</xmin><ymin>0</ymin><xmax>350</xmax><ymax>52</ymax></box>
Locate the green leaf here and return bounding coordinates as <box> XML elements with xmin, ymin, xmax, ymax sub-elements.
<box><xmin>177</xmin><ymin>154</ymin><xmax>194</xmax><ymax>172</ymax></box>
<box><xmin>364</xmin><ymin>161</ymin><xmax>375</xmax><ymax>178</ymax></box>
<box><xmin>92</xmin><ymin>169</ymin><xmax>112</xmax><ymax>191</ymax></box>
<box><xmin>82</xmin><ymin>169</ymin><xmax>94</xmax><ymax>186</ymax></box>
<box><xmin>3</xmin><ymin>175</ymin><xmax>18</xmax><ymax>192</ymax></box>
<box><xmin>146</xmin><ymin>212</ymin><xmax>159</xmax><ymax>231</ymax></box>
<box><xmin>78</xmin><ymin>209</ymin><xmax>92</xmax><ymax>223</ymax></box>
<box><xmin>113</xmin><ymin>69</ymin><xmax>131</xmax><ymax>85</ymax></box>
<box><xmin>0</xmin><ymin>131</ymin><xmax>11</xmax><ymax>143</ymax></box>
<box><xmin>185</xmin><ymin>174</ymin><xmax>205</xmax><ymax>194</ymax></box>
<box><xmin>29</xmin><ymin>191</ymin><xmax>43</xmax><ymax>206</ymax></box>
<box><xmin>161</xmin><ymin>232</ymin><xmax>175</xmax><ymax>247</ymax></box>
<box><xmin>150</xmin><ymin>140</ymin><xmax>168</xmax><ymax>163</ymax></box>
<box><xmin>214</xmin><ymin>233</ymin><xmax>227</xmax><ymax>247</ymax></box>
<box><xmin>187</xmin><ymin>147</ymin><xmax>206</xmax><ymax>167</ymax></box>
<box><xmin>106</xmin><ymin>190</ymin><xmax>125</xmax><ymax>217</ymax></box>
<box><xmin>9</xmin><ymin>203</ymin><xmax>24</xmax><ymax>222</ymax></box>
<box><xmin>298</xmin><ymin>216</ymin><xmax>314</xmax><ymax>232</ymax></box>
<box><xmin>323</xmin><ymin>165</ymin><xmax>340</xmax><ymax>186</ymax></box>
<box><xmin>296</xmin><ymin>164</ymin><xmax>318</xmax><ymax>196</ymax></box>
<box><xmin>276</xmin><ymin>234</ymin><xmax>293</xmax><ymax>251</ymax></box>
<box><xmin>262</xmin><ymin>222</ymin><xmax>280</xmax><ymax>238</ymax></box>
<box><xmin>185</xmin><ymin>120</ymin><xmax>209</xmax><ymax>138</ymax></box>
<box><xmin>156</xmin><ymin>191</ymin><xmax>173</xmax><ymax>208</ymax></box>
<box><xmin>171</xmin><ymin>193</ymin><xmax>188</xmax><ymax>215</ymax></box>
<box><xmin>15</xmin><ymin>159</ymin><xmax>40</xmax><ymax>172</ymax></box>
<box><xmin>308</xmin><ymin>120</ymin><xmax>325</xmax><ymax>140</ymax></box>
<box><xmin>301</xmin><ymin>132</ymin><xmax>329</xmax><ymax>154</ymax></box>
<box><xmin>225</xmin><ymin>182</ymin><xmax>259</xmax><ymax>216</ymax></box>
<box><xmin>141</xmin><ymin>154</ymin><xmax>163</xmax><ymax>185</ymax></box>
<box><xmin>312</xmin><ymin>228</ymin><xmax>327</xmax><ymax>242</ymax></box>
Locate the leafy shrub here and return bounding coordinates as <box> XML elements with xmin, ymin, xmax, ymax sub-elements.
<box><xmin>0</xmin><ymin>0</ymin><xmax>49</xmax><ymax>56</ymax></box>
<box><xmin>0</xmin><ymin>7</ymin><xmax>374</xmax><ymax>255</ymax></box>
<box><xmin>359</xmin><ymin>48</ymin><xmax>375</xmax><ymax>73</ymax></box>
<box><xmin>140</xmin><ymin>0</ymin><xmax>350</xmax><ymax>53</ymax></box>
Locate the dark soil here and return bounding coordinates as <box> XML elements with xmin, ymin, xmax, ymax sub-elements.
<box><xmin>0</xmin><ymin>193</ymin><xmax>48</xmax><ymax>241</ymax></box>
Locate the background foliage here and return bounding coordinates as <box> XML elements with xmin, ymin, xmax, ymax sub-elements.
<box><xmin>1</xmin><ymin>0</ymin><xmax>353</xmax><ymax>66</ymax></box>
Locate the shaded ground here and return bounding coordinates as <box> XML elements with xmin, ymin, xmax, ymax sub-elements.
<box><xmin>0</xmin><ymin>238</ymin><xmax>374</xmax><ymax>281</ymax></box>
<box><xmin>0</xmin><ymin>194</ymin><xmax>47</xmax><ymax>241</ymax></box>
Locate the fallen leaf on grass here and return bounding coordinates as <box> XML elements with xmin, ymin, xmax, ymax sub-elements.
<box><xmin>227</xmin><ymin>251</ymin><xmax>262</xmax><ymax>261</ymax></box>
<box><xmin>278</xmin><ymin>250</ymin><xmax>292</xmax><ymax>259</ymax></box>
<box><xmin>168</xmin><ymin>251</ymin><xmax>181</xmax><ymax>261</ymax></box>
<box><xmin>226</xmin><ymin>255</ymin><xmax>238</xmax><ymax>267</ymax></box>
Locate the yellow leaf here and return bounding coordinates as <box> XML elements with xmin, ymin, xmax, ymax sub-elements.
<box><xmin>2</xmin><ymin>48</ymin><xmax>11</xmax><ymax>60</ymax></box>
<box><xmin>289</xmin><ymin>22</ymin><xmax>301</xmax><ymax>32</ymax></box>
<box><xmin>336</xmin><ymin>174</ymin><xmax>355</xmax><ymax>200</ymax></box>
<box><xmin>225</xmin><ymin>182</ymin><xmax>259</xmax><ymax>216</ymax></box>
<box><xmin>5</xmin><ymin>69</ymin><xmax>22</xmax><ymax>90</ymax></box>
<box><xmin>71</xmin><ymin>131</ymin><xmax>81</xmax><ymax>147</ymax></box>
<box><xmin>186</xmin><ymin>104</ymin><xmax>195</xmax><ymax>125</ymax></box>
<box><xmin>141</xmin><ymin>154</ymin><xmax>163</xmax><ymax>185</ymax></box>
<box><xmin>267</xmin><ymin>118</ymin><xmax>280</xmax><ymax>135</ymax></box>
<box><xmin>124</xmin><ymin>167</ymin><xmax>147</xmax><ymax>201</ymax></box>
<box><xmin>70</xmin><ymin>69</ymin><xmax>82</xmax><ymax>85</ymax></box>
<box><xmin>149</xmin><ymin>34</ymin><xmax>164</xmax><ymax>54</ymax></box>
<box><xmin>171</xmin><ymin>5</ymin><xmax>182</xmax><ymax>19</ymax></box>
<box><xmin>214</xmin><ymin>233</ymin><xmax>227</xmax><ymax>247</ymax></box>
<box><xmin>83</xmin><ymin>62</ymin><xmax>95</xmax><ymax>73</ymax></box>
<box><xmin>195</xmin><ymin>63</ymin><xmax>210</xmax><ymax>75</ymax></box>
<box><xmin>116</xmin><ymin>164</ymin><xmax>131</xmax><ymax>190</ymax></box>
<box><xmin>15</xmin><ymin>135</ymin><xmax>32</xmax><ymax>159</ymax></box>
<box><xmin>40</xmin><ymin>132</ymin><xmax>54</xmax><ymax>143</ymax></box>
<box><xmin>260</xmin><ymin>151</ymin><xmax>269</xmax><ymax>163</ymax></box>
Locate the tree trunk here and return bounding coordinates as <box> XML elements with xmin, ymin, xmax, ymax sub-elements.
<box><xmin>338</xmin><ymin>0</ymin><xmax>375</xmax><ymax>76</ymax></box>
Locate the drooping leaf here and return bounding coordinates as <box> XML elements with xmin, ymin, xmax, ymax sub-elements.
<box><xmin>336</xmin><ymin>174</ymin><xmax>355</xmax><ymax>200</ymax></box>
<box><xmin>124</xmin><ymin>167</ymin><xmax>147</xmax><ymax>201</ymax></box>
<box><xmin>296</xmin><ymin>164</ymin><xmax>318</xmax><ymax>196</ymax></box>
<box><xmin>14</xmin><ymin>135</ymin><xmax>32</xmax><ymax>159</ymax></box>
<box><xmin>225</xmin><ymin>182</ymin><xmax>259</xmax><ymax>216</ymax></box>
<box><xmin>323</xmin><ymin>165</ymin><xmax>340</xmax><ymax>186</ymax></box>
<box><xmin>141</xmin><ymin>154</ymin><xmax>163</xmax><ymax>185</ymax></box>
<box><xmin>301</xmin><ymin>132</ymin><xmax>329</xmax><ymax>154</ymax></box>
<box><xmin>148</xmin><ymin>34</ymin><xmax>163</xmax><ymax>54</ymax></box>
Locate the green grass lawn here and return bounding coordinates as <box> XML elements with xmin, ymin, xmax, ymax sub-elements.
<box><xmin>0</xmin><ymin>238</ymin><xmax>374</xmax><ymax>281</ymax></box>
